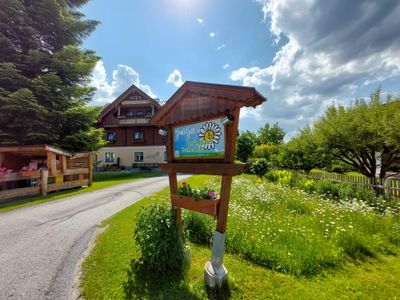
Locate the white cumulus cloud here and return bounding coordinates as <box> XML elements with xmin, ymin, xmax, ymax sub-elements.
<box><xmin>223</xmin><ymin>64</ymin><xmax>230</xmax><ymax>69</ymax></box>
<box><xmin>90</xmin><ymin>61</ymin><xmax>156</xmax><ymax>105</ymax></box>
<box><xmin>231</xmin><ymin>0</ymin><xmax>400</xmax><ymax>138</ymax></box>
<box><xmin>217</xmin><ymin>43</ymin><xmax>226</xmax><ymax>50</ymax></box>
<box><xmin>209</xmin><ymin>32</ymin><xmax>215</xmax><ymax>38</ymax></box>
<box><xmin>197</xmin><ymin>18</ymin><xmax>204</xmax><ymax>24</ymax></box>
<box><xmin>166</xmin><ymin>69</ymin><xmax>184</xmax><ymax>87</ymax></box>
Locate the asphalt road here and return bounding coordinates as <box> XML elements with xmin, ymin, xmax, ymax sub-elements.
<box><xmin>0</xmin><ymin>175</ymin><xmax>189</xmax><ymax>300</ymax></box>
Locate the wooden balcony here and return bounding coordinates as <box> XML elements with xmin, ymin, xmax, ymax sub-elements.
<box><xmin>119</xmin><ymin>118</ymin><xmax>150</xmax><ymax>125</ymax></box>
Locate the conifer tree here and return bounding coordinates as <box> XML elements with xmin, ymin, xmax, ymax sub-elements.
<box><xmin>0</xmin><ymin>0</ymin><xmax>105</xmax><ymax>151</ymax></box>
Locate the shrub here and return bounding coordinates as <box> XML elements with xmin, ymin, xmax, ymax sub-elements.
<box><xmin>185</xmin><ymin>212</ymin><xmax>214</xmax><ymax>245</ymax></box>
<box><xmin>314</xmin><ymin>179</ymin><xmax>340</xmax><ymax>198</ymax></box>
<box><xmin>250</xmin><ymin>158</ymin><xmax>268</xmax><ymax>177</ymax></box>
<box><xmin>134</xmin><ymin>204</ymin><xmax>185</xmax><ymax>273</ymax></box>
<box><xmin>236</xmin><ymin>131</ymin><xmax>256</xmax><ymax>162</ymax></box>
<box><xmin>253</xmin><ymin>144</ymin><xmax>280</xmax><ymax>160</ymax></box>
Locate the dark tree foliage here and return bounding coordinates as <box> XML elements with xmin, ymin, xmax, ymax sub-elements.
<box><xmin>236</xmin><ymin>130</ymin><xmax>256</xmax><ymax>162</ymax></box>
<box><xmin>0</xmin><ymin>0</ymin><xmax>105</xmax><ymax>151</ymax></box>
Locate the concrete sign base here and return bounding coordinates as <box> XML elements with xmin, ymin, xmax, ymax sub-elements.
<box><xmin>204</xmin><ymin>231</ymin><xmax>228</xmax><ymax>288</ymax></box>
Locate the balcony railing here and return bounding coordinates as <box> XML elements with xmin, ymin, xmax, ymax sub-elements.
<box><xmin>119</xmin><ymin>118</ymin><xmax>150</xmax><ymax>125</ymax></box>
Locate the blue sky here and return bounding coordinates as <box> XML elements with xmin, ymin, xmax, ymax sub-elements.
<box><xmin>82</xmin><ymin>0</ymin><xmax>400</xmax><ymax>138</ymax></box>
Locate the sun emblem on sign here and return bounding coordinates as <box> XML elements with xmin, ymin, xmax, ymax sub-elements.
<box><xmin>198</xmin><ymin>122</ymin><xmax>222</xmax><ymax>150</ymax></box>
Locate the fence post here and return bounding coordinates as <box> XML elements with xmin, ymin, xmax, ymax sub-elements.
<box><xmin>88</xmin><ymin>152</ymin><xmax>93</xmax><ymax>187</ymax></box>
<box><xmin>385</xmin><ymin>178</ymin><xmax>391</xmax><ymax>199</ymax></box>
<box><xmin>40</xmin><ymin>169</ymin><xmax>48</xmax><ymax>196</ymax></box>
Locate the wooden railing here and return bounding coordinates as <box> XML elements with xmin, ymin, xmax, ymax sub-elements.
<box><xmin>0</xmin><ymin>168</ymin><xmax>91</xmax><ymax>202</ymax></box>
<box><xmin>309</xmin><ymin>170</ymin><xmax>400</xmax><ymax>199</ymax></box>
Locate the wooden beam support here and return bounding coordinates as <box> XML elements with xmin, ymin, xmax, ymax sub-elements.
<box><xmin>160</xmin><ymin>163</ymin><xmax>248</xmax><ymax>176</ymax></box>
<box><xmin>61</xmin><ymin>155</ymin><xmax>67</xmax><ymax>172</ymax></box>
<box><xmin>88</xmin><ymin>152</ymin><xmax>93</xmax><ymax>186</ymax></box>
<box><xmin>47</xmin><ymin>151</ymin><xmax>57</xmax><ymax>176</ymax></box>
<box><xmin>224</xmin><ymin>108</ymin><xmax>240</xmax><ymax>163</ymax></box>
<box><xmin>169</xmin><ymin>172</ymin><xmax>183</xmax><ymax>235</ymax></box>
<box><xmin>216</xmin><ymin>175</ymin><xmax>233</xmax><ymax>233</ymax></box>
<box><xmin>40</xmin><ymin>169</ymin><xmax>48</xmax><ymax>196</ymax></box>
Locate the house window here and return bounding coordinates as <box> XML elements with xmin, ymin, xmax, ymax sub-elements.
<box><xmin>129</xmin><ymin>95</ymin><xmax>142</xmax><ymax>100</ymax></box>
<box><xmin>105</xmin><ymin>152</ymin><xmax>115</xmax><ymax>163</ymax></box>
<box><xmin>136</xmin><ymin>111</ymin><xmax>144</xmax><ymax>117</ymax></box>
<box><xmin>106</xmin><ymin>132</ymin><xmax>117</xmax><ymax>142</ymax></box>
<box><xmin>164</xmin><ymin>151</ymin><xmax>167</xmax><ymax>161</ymax></box>
<box><xmin>126</xmin><ymin>111</ymin><xmax>133</xmax><ymax>117</ymax></box>
<box><xmin>133</xmin><ymin>131</ymin><xmax>144</xmax><ymax>141</ymax></box>
<box><xmin>145</xmin><ymin>110</ymin><xmax>152</xmax><ymax>117</ymax></box>
<box><xmin>134</xmin><ymin>152</ymin><xmax>144</xmax><ymax>162</ymax></box>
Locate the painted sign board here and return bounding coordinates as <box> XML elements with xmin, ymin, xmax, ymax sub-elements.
<box><xmin>173</xmin><ymin>117</ymin><xmax>225</xmax><ymax>159</ymax></box>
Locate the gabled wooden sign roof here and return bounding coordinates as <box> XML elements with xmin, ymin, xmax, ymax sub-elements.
<box><xmin>151</xmin><ymin>81</ymin><xmax>266</xmax><ymax>127</ymax></box>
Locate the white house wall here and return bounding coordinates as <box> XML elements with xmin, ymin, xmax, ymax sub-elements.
<box><xmin>96</xmin><ymin>146</ymin><xmax>166</xmax><ymax>167</ymax></box>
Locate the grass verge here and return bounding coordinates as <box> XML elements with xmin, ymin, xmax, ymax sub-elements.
<box><xmin>81</xmin><ymin>175</ymin><xmax>400</xmax><ymax>299</ymax></box>
<box><xmin>0</xmin><ymin>171</ymin><xmax>164</xmax><ymax>213</ymax></box>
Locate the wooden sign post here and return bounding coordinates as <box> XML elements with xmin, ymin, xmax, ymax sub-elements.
<box><xmin>151</xmin><ymin>81</ymin><xmax>266</xmax><ymax>288</ymax></box>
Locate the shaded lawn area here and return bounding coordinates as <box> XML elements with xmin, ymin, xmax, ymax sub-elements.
<box><xmin>81</xmin><ymin>175</ymin><xmax>400</xmax><ymax>299</ymax></box>
<box><xmin>0</xmin><ymin>171</ymin><xmax>165</xmax><ymax>213</ymax></box>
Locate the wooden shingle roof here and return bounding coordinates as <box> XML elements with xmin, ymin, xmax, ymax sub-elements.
<box><xmin>151</xmin><ymin>81</ymin><xmax>266</xmax><ymax>127</ymax></box>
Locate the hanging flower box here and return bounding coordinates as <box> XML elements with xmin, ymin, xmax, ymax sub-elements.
<box><xmin>171</xmin><ymin>194</ymin><xmax>220</xmax><ymax>216</ymax></box>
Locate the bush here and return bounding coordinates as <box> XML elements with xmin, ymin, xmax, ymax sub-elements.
<box><xmin>253</xmin><ymin>144</ymin><xmax>280</xmax><ymax>161</ymax></box>
<box><xmin>250</xmin><ymin>158</ymin><xmax>268</xmax><ymax>177</ymax></box>
<box><xmin>134</xmin><ymin>204</ymin><xmax>185</xmax><ymax>273</ymax></box>
<box><xmin>314</xmin><ymin>179</ymin><xmax>340</xmax><ymax>198</ymax></box>
<box><xmin>236</xmin><ymin>131</ymin><xmax>256</xmax><ymax>162</ymax></box>
<box><xmin>185</xmin><ymin>212</ymin><xmax>214</xmax><ymax>245</ymax></box>
<box><xmin>265</xmin><ymin>170</ymin><xmax>295</xmax><ymax>187</ymax></box>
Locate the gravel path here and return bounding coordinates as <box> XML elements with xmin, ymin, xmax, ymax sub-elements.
<box><xmin>0</xmin><ymin>175</ymin><xmax>188</xmax><ymax>299</ymax></box>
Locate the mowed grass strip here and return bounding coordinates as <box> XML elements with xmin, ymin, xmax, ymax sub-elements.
<box><xmin>0</xmin><ymin>171</ymin><xmax>164</xmax><ymax>213</ymax></box>
<box><xmin>81</xmin><ymin>175</ymin><xmax>400</xmax><ymax>299</ymax></box>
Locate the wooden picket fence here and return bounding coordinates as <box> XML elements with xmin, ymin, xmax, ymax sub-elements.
<box><xmin>309</xmin><ymin>170</ymin><xmax>400</xmax><ymax>199</ymax></box>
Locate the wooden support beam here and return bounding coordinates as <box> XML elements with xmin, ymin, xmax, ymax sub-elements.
<box><xmin>160</xmin><ymin>163</ymin><xmax>248</xmax><ymax>176</ymax></box>
<box><xmin>224</xmin><ymin>108</ymin><xmax>240</xmax><ymax>163</ymax></box>
<box><xmin>88</xmin><ymin>152</ymin><xmax>93</xmax><ymax>186</ymax></box>
<box><xmin>61</xmin><ymin>155</ymin><xmax>67</xmax><ymax>172</ymax></box>
<box><xmin>216</xmin><ymin>175</ymin><xmax>233</xmax><ymax>233</ymax></box>
<box><xmin>47</xmin><ymin>151</ymin><xmax>57</xmax><ymax>176</ymax></box>
<box><xmin>40</xmin><ymin>169</ymin><xmax>48</xmax><ymax>196</ymax></box>
<box><xmin>169</xmin><ymin>172</ymin><xmax>183</xmax><ymax>235</ymax></box>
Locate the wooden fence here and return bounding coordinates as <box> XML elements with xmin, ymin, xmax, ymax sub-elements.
<box><xmin>309</xmin><ymin>170</ymin><xmax>400</xmax><ymax>199</ymax></box>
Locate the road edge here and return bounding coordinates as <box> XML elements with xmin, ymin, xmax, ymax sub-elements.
<box><xmin>70</xmin><ymin>224</ymin><xmax>109</xmax><ymax>300</ymax></box>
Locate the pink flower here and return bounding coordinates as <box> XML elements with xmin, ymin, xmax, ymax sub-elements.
<box><xmin>208</xmin><ymin>191</ymin><xmax>217</xmax><ymax>199</ymax></box>
<box><xmin>182</xmin><ymin>182</ymin><xmax>187</xmax><ymax>188</ymax></box>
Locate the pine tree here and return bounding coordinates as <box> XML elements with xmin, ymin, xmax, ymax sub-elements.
<box><xmin>0</xmin><ymin>0</ymin><xmax>105</xmax><ymax>151</ymax></box>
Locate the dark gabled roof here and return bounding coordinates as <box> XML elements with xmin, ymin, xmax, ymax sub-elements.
<box><xmin>98</xmin><ymin>84</ymin><xmax>162</xmax><ymax>122</ymax></box>
<box><xmin>151</xmin><ymin>81</ymin><xmax>266</xmax><ymax>127</ymax></box>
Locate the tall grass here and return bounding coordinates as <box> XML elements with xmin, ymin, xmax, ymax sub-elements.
<box><xmin>184</xmin><ymin>175</ymin><xmax>400</xmax><ymax>276</ymax></box>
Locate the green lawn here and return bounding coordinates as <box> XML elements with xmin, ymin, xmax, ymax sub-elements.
<box><xmin>81</xmin><ymin>175</ymin><xmax>400</xmax><ymax>299</ymax></box>
<box><xmin>0</xmin><ymin>171</ymin><xmax>164</xmax><ymax>213</ymax></box>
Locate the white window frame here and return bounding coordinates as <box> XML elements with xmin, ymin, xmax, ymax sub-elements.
<box><xmin>134</xmin><ymin>152</ymin><xmax>144</xmax><ymax>163</ymax></box>
<box><xmin>105</xmin><ymin>152</ymin><xmax>115</xmax><ymax>163</ymax></box>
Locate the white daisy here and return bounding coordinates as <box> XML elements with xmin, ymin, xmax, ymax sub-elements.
<box><xmin>198</xmin><ymin>122</ymin><xmax>222</xmax><ymax>150</ymax></box>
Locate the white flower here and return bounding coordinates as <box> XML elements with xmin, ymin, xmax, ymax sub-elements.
<box><xmin>198</xmin><ymin>121</ymin><xmax>222</xmax><ymax>150</ymax></box>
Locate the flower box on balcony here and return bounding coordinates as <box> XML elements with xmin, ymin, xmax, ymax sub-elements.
<box><xmin>171</xmin><ymin>194</ymin><xmax>220</xmax><ymax>216</ymax></box>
